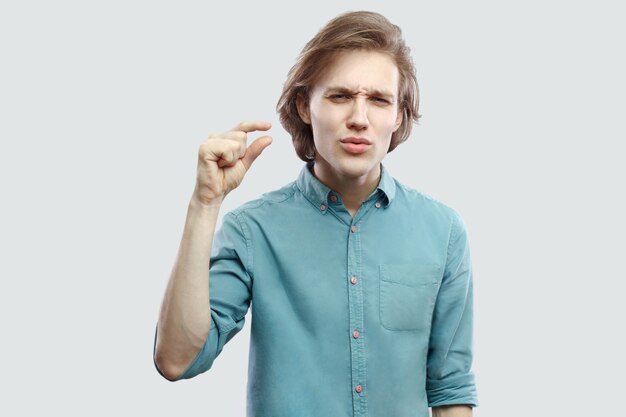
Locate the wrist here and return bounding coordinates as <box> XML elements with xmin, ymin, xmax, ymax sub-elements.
<box><xmin>189</xmin><ymin>194</ymin><xmax>224</xmax><ymax>211</ymax></box>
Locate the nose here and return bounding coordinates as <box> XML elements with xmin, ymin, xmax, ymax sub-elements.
<box><xmin>346</xmin><ymin>97</ymin><xmax>369</xmax><ymax>131</ymax></box>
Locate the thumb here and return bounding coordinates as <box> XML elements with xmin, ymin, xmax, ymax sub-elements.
<box><xmin>242</xmin><ymin>135</ymin><xmax>272</xmax><ymax>170</ymax></box>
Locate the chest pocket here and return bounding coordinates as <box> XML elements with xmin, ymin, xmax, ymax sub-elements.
<box><xmin>379</xmin><ymin>263</ymin><xmax>442</xmax><ymax>331</ymax></box>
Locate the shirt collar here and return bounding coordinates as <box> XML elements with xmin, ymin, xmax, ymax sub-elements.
<box><xmin>295</xmin><ymin>161</ymin><xmax>396</xmax><ymax>208</ymax></box>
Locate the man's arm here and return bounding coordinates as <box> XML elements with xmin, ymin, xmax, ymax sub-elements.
<box><xmin>154</xmin><ymin>198</ymin><xmax>222</xmax><ymax>380</ymax></box>
<box><xmin>154</xmin><ymin>121</ymin><xmax>272</xmax><ymax>380</ymax></box>
<box><xmin>432</xmin><ymin>405</ymin><xmax>473</xmax><ymax>417</ymax></box>
<box><xmin>426</xmin><ymin>210</ymin><xmax>478</xmax><ymax>406</ymax></box>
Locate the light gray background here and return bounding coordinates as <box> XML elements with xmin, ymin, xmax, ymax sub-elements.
<box><xmin>1</xmin><ymin>0</ymin><xmax>624</xmax><ymax>416</ymax></box>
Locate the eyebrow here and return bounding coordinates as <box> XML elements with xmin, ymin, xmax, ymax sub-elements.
<box><xmin>323</xmin><ymin>86</ymin><xmax>396</xmax><ymax>100</ymax></box>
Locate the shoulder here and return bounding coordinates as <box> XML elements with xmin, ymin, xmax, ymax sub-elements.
<box><xmin>393</xmin><ymin>178</ymin><xmax>463</xmax><ymax>223</ymax></box>
<box><xmin>229</xmin><ymin>181</ymin><xmax>298</xmax><ymax>217</ymax></box>
<box><xmin>393</xmin><ymin>179</ymin><xmax>469</xmax><ymax>248</ymax></box>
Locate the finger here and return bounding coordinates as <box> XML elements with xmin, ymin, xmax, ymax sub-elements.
<box><xmin>200</xmin><ymin>139</ymin><xmax>245</xmax><ymax>166</ymax></box>
<box><xmin>219</xmin><ymin>130</ymin><xmax>247</xmax><ymax>142</ymax></box>
<box><xmin>232</xmin><ymin>120</ymin><xmax>271</xmax><ymax>134</ymax></box>
<box><xmin>215</xmin><ymin>143</ymin><xmax>242</xmax><ymax>168</ymax></box>
<box><xmin>241</xmin><ymin>135</ymin><xmax>272</xmax><ymax>170</ymax></box>
<box><xmin>206</xmin><ymin>131</ymin><xmax>245</xmax><ymax>141</ymax></box>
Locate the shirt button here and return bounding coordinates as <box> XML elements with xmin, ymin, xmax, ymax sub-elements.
<box><xmin>375</xmin><ymin>202</ymin><xmax>381</xmax><ymax>208</ymax></box>
<box><xmin>351</xmin><ymin>225</ymin><xmax>357</xmax><ymax>233</ymax></box>
<box><xmin>330</xmin><ymin>195</ymin><xmax>337</xmax><ymax>202</ymax></box>
<box><xmin>355</xmin><ymin>385</ymin><xmax>363</xmax><ymax>393</ymax></box>
<box><xmin>350</xmin><ymin>276</ymin><xmax>358</xmax><ymax>285</ymax></box>
<box><xmin>320</xmin><ymin>203</ymin><xmax>326</xmax><ymax>211</ymax></box>
<box><xmin>352</xmin><ymin>330</ymin><xmax>360</xmax><ymax>339</ymax></box>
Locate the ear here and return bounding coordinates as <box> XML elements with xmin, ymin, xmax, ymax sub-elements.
<box><xmin>296</xmin><ymin>94</ymin><xmax>311</xmax><ymax>125</ymax></box>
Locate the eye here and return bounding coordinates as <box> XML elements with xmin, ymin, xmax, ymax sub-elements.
<box><xmin>370</xmin><ymin>97</ymin><xmax>391</xmax><ymax>105</ymax></box>
<box><xmin>328</xmin><ymin>94</ymin><xmax>351</xmax><ymax>102</ymax></box>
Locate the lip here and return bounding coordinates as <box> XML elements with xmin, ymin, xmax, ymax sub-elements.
<box><xmin>340</xmin><ymin>137</ymin><xmax>371</xmax><ymax>154</ymax></box>
<box><xmin>341</xmin><ymin>137</ymin><xmax>371</xmax><ymax>145</ymax></box>
<box><xmin>340</xmin><ymin>141</ymin><xmax>371</xmax><ymax>154</ymax></box>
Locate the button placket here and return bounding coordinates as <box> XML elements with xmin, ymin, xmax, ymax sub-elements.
<box><xmin>346</xmin><ymin>218</ymin><xmax>367</xmax><ymax>412</ymax></box>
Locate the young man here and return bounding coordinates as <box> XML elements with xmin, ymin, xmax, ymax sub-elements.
<box><xmin>154</xmin><ymin>11</ymin><xmax>477</xmax><ymax>417</ymax></box>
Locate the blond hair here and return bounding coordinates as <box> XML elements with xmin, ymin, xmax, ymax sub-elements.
<box><xmin>277</xmin><ymin>11</ymin><xmax>421</xmax><ymax>162</ymax></box>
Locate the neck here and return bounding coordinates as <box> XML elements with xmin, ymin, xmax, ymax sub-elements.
<box><xmin>311</xmin><ymin>161</ymin><xmax>381</xmax><ymax>214</ymax></box>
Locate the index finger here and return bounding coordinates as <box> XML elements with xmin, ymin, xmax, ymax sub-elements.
<box><xmin>232</xmin><ymin>120</ymin><xmax>272</xmax><ymax>134</ymax></box>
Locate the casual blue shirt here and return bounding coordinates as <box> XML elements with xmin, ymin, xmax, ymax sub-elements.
<box><xmin>158</xmin><ymin>161</ymin><xmax>477</xmax><ymax>416</ymax></box>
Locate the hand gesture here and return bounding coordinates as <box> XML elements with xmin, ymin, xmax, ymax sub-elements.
<box><xmin>193</xmin><ymin>121</ymin><xmax>272</xmax><ymax>205</ymax></box>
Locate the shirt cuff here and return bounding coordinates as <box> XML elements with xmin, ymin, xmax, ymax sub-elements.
<box><xmin>427</xmin><ymin>372</ymin><xmax>478</xmax><ymax>408</ymax></box>
<box><xmin>176</xmin><ymin>318</ymin><xmax>221</xmax><ymax>380</ymax></box>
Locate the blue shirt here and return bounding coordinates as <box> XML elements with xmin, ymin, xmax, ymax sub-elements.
<box><xmin>161</xmin><ymin>161</ymin><xmax>477</xmax><ymax>416</ymax></box>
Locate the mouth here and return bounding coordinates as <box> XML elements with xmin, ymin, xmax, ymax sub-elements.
<box><xmin>340</xmin><ymin>137</ymin><xmax>371</xmax><ymax>154</ymax></box>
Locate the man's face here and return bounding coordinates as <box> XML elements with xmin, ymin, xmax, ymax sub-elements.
<box><xmin>298</xmin><ymin>49</ymin><xmax>402</xmax><ymax>182</ymax></box>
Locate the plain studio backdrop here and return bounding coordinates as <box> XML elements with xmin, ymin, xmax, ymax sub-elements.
<box><xmin>1</xmin><ymin>1</ymin><xmax>624</xmax><ymax>416</ymax></box>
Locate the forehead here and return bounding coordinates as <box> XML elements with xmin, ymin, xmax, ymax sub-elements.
<box><xmin>313</xmin><ymin>50</ymin><xmax>400</xmax><ymax>95</ymax></box>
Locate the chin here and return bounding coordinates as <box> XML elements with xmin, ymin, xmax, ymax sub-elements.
<box><xmin>336</xmin><ymin>158</ymin><xmax>378</xmax><ymax>177</ymax></box>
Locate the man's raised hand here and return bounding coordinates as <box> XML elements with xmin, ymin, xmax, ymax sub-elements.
<box><xmin>193</xmin><ymin>121</ymin><xmax>272</xmax><ymax>206</ymax></box>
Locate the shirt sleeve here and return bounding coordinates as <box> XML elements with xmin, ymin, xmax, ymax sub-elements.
<box><xmin>426</xmin><ymin>210</ymin><xmax>478</xmax><ymax>407</ymax></box>
<box><xmin>169</xmin><ymin>211</ymin><xmax>253</xmax><ymax>381</ymax></box>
